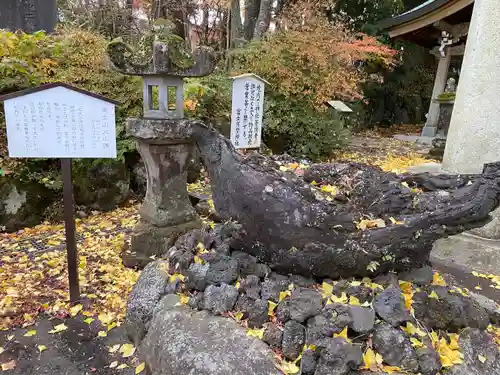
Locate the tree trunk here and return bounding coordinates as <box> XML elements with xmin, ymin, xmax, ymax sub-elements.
<box><xmin>219</xmin><ymin>10</ymin><xmax>228</xmax><ymax>53</ymax></box>
<box><xmin>275</xmin><ymin>0</ymin><xmax>286</xmax><ymax>17</ymax></box>
<box><xmin>0</xmin><ymin>0</ymin><xmax>57</xmax><ymax>33</ymax></box>
<box><xmin>153</xmin><ymin>0</ymin><xmax>187</xmax><ymax>39</ymax></box>
<box><xmin>243</xmin><ymin>0</ymin><xmax>261</xmax><ymax>41</ymax></box>
<box><xmin>230</xmin><ymin>0</ymin><xmax>244</xmax><ymax>47</ymax></box>
<box><xmin>253</xmin><ymin>0</ymin><xmax>272</xmax><ymax>39</ymax></box>
<box><xmin>274</xmin><ymin>0</ymin><xmax>286</xmax><ymax>30</ymax></box>
<box><xmin>187</xmin><ymin>122</ymin><xmax>500</xmax><ymax>279</ymax></box>
<box><xmin>202</xmin><ymin>8</ymin><xmax>209</xmax><ymax>44</ymax></box>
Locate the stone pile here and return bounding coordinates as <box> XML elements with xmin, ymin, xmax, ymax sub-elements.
<box><xmin>125</xmin><ymin>222</ymin><xmax>500</xmax><ymax>375</ymax></box>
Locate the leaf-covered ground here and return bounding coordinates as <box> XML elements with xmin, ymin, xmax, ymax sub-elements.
<box><xmin>0</xmin><ymin>205</ymin><xmax>140</xmax><ymax>330</ymax></box>
<box><xmin>333</xmin><ymin>134</ymin><xmax>433</xmax><ymax>174</ymax></box>
<box><xmin>0</xmin><ymin>317</ymin><xmax>144</xmax><ymax>375</ymax></box>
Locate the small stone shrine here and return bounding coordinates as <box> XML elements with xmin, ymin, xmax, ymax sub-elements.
<box><xmin>107</xmin><ymin>23</ymin><xmax>215</xmax><ymax>267</ymax></box>
<box><xmin>427</xmin><ymin>77</ymin><xmax>457</xmax><ymax>160</ymax></box>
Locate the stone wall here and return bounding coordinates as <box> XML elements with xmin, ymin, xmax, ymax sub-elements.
<box><xmin>0</xmin><ymin>0</ymin><xmax>57</xmax><ymax>33</ymax></box>
<box><xmin>124</xmin><ymin>222</ymin><xmax>500</xmax><ymax>375</ymax></box>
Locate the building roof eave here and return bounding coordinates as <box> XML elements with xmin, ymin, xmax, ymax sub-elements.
<box><xmin>378</xmin><ymin>0</ymin><xmax>451</xmax><ymax>30</ymax></box>
<box><xmin>378</xmin><ymin>0</ymin><xmax>473</xmax><ymax>47</ymax></box>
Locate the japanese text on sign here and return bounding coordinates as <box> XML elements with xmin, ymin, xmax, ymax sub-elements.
<box><xmin>3</xmin><ymin>86</ymin><xmax>116</xmax><ymax>158</ymax></box>
<box><xmin>230</xmin><ymin>74</ymin><xmax>266</xmax><ymax>149</ymax></box>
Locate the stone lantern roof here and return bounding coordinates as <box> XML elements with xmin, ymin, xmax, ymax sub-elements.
<box><xmin>107</xmin><ymin>36</ymin><xmax>215</xmax><ymax>119</ymax></box>
<box><xmin>107</xmin><ymin>40</ymin><xmax>215</xmax><ymax>77</ymax></box>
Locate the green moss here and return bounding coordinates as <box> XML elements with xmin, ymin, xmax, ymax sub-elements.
<box><xmin>437</xmin><ymin>92</ymin><xmax>456</xmax><ymax>101</ymax></box>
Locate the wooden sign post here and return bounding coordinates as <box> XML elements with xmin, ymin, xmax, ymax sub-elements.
<box><xmin>230</xmin><ymin>74</ymin><xmax>268</xmax><ymax>150</ymax></box>
<box><xmin>1</xmin><ymin>83</ymin><xmax>118</xmax><ymax>302</ymax></box>
<box><xmin>61</xmin><ymin>158</ymin><xmax>79</xmax><ymax>301</ymax></box>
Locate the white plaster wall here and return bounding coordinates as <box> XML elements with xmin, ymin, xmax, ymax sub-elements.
<box><xmin>442</xmin><ymin>0</ymin><xmax>500</xmax><ymax>174</ymax></box>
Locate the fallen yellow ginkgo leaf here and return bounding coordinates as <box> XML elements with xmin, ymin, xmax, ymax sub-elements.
<box><xmin>362</xmin><ymin>347</ymin><xmax>383</xmax><ymax>370</ymax></box>
<box><xmin>432</xmin><ymin>272</ymin><xmax>447</xmax><ymax>286</ymax></box>
<box><xmin>330</xmin><ymin>292</ymin><xmax>348</xmax><ymax>304</ymax></box>
<box><xmin>428</xmin><ymin>291</ymin><xmax>439</xmax><ymax>300</ymax></box>
<box><xmin>267</xmin><ymin>301</ymin><xmax>278</xmax><ymax>316</ymax></box>
<box><xmin>48</xmin><ymin>323</ymin><xmax>67</xmax><ymax>334</ymax></box>
<box><xmin>321</xmin><ymin>282</ymin><xmax>333</xmax><ymax>298</ymax></box>
<box><xmin>70</xmin><ymin>304</ymin><xmax>83</xmax><ymax>317</ymax></box>
<box><xmin>97</xmin><ymin>331</ymin><xmax>108</xmax><ymax>337</ymax></box>
<box><xmin>333</xmin><ymin>326</ymin><xmax>350</xmax><ymax>343</ymax></box>
<box><xmin>246</xmin><ymin>328</ymin><xmax>265</xmax><ymax>340</ymax></box>
<box><xmin>119</xmin><ymin>343</ymin><xmax>136</xmax><ymax>358</ymax></box>
<box><xmin>135</xmin><ymin>362</ymin><xmax>146</xmax><ymax>374</ymax></box>
<box><xmin>24</xmin><ymin>330</ymin><xmax>36</xmax><ymax>337</ymax></box>
<box><xmin>279</xmin><ymin>290</ymin><xmax>291</xmax><ymax>302</ymax></box>
<box><xmin>280</xmin><ymin>360</ymin><xmax>300</xmax><ymax>374</ymax></box>
<box><xmin>349</xmin><ymin>296</ymin><xmax>361</xmax><ymax>306</ymax></box>
<box><xmin>1</xmin><ymin>360</ymin><xmax>16</xmax><ymax>371</ymax></box>
<box><xmin>357</xmin><ymin>218</ymin><xmax>386</xmax><ymax>230</ymax></box>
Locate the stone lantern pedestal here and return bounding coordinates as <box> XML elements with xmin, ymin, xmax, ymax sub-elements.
<box><xmin>107</xmin><ymin>28</ymin><xmax>215</xmax><ymax>268</ymax></box>
<box><xmin>123</xmin><ymin>119</ymin><xmax>202</xmax><ymax>267</ymax></box>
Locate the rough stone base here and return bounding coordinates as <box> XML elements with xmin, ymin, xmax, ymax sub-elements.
<box><xmin>140</xmin><ymin>295</ymin><xmax>281</xmax><ymax>375</ymax></box>
<box><xmin>421</xmin><ymin>125</ymin><xmax>437</xmax><ymax>137</ymax></box>
<box><xmin>432</xmin><ymin>234</ymin><xmax>500</xmax><ymax>277</ymax></box>
<box><xmin>122</xmin><ymin>220</ymin><xmax>202</xmax><ymax>268</ymax></box>
<box><xmin>468</xmin><ymin>206</ymin><xmax>500</xmax><ymax>239</ymax></box>
<box><xmin>125</xmin><ymin>221</ymin><xmax>500</xmax><ymax>375</ymax></box>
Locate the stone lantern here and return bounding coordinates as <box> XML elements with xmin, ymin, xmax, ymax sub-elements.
<box><xmin>107</xmin><ymin>35</ymin><xmax>215</xmax><ymax>267</ymax></box>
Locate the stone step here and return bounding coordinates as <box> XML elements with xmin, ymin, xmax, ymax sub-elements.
<box><xmin>432</xmin><ymin>235</ymin><xmax>500</xmax><ymax>304</ymax></box>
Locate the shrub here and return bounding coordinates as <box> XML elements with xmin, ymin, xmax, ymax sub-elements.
<box><xmin>231</xmin><ymin>1</ymin><xmax>396</xmax><ymax>108</ymax></box>
<box><xmin>216</xmin><ymin>1</ymin><xmax>396</xmax><ymax>159</ymax></box>
<box><xmin>264</xmin><ymin>96</ymin><xmax>350</xmax><ymax>159</ymax></box>
<box><xmin>185</xmin><ymin>72</ymin><xmax>233</xmax><ymax>136</ymax></box>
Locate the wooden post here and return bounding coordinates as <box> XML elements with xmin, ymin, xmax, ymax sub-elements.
<box><xmin>61</xmin><ymin>158</ymin><xmax>80</xmax><ymax>302</ymax></box>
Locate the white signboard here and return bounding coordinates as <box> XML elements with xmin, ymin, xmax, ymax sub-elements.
<box><xmin>3</xmin><ymin>85</ymin><xmax>117</xmax><ymax>158</ymax></box>
<box><xmin>230</xmin><ymin>74</ymin><xmax>266</xmax><ymax>149</ymax></box>
<box><xmin>326</xmin><ymin>100</ymin><xmax>353</xmax><ymax>113</ymax></box>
